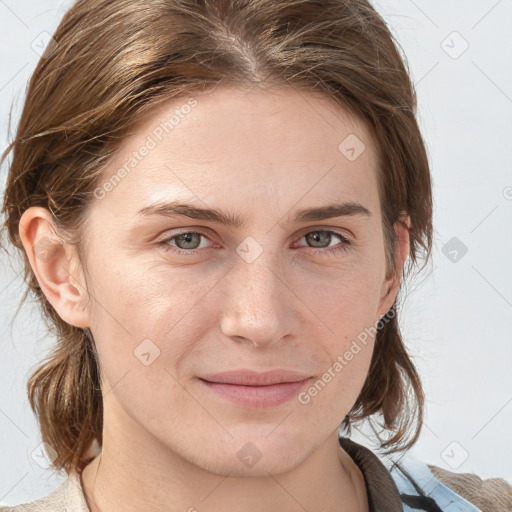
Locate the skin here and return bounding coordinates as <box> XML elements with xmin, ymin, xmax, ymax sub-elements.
<box><xmin>19</xmin><ymin>84</ymin><xmax>410</xmax><ymax>512</ymax></box>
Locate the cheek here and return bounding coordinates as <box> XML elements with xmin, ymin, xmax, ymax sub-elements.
<box><xmin>297</xmin><ymin>266</ymin><xmax>381</xmax><ymax>401</ymax></box>
<box><xmin>296</xmin><ymin>332</ymin><xmax>375</xmax><ymax>428</ymax></box>
<box><xmin>86</xmin><ymin>268</ymin><xmax>203</xmax><ymax>426</ymax></box>
<box><xmin>88</xmin><ymin>250</ymin><xmax>213</xmax><ymax>327</ymax></box>
<box><xmin>301</xmin><ymin>262</ymin><xmax>383</xmax><ymax>333</ymax></box>
<box><xmin>86</xmin><ymin>257</ymin><xmax>220</xmax><ymax>382</ymax></box>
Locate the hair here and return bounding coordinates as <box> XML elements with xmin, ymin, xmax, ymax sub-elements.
<box><xmin>1</xmin><ymin>0</ymin><xmax>432</xmax><ymax>475</ymax></box>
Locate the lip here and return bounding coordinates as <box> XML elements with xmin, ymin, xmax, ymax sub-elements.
<box><xmin>199</xmin><ymin>379</ymin><xmax>312</xmax><ymax>408</ymax></box>
<box><xmin>198</xmin><ymin>370</ymin><xmax>312</xmax><ymax>409</ymax></box>
<box><xmin>199</xmin><ymin>369</ymin><xmax>311</xmax><ymax>386</ymax></box>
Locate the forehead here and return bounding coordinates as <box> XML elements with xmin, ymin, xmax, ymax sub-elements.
<box><xmin>96</xmin><ymin>85</ymin><xmax>380</xmax><ymax>219</ymax></box>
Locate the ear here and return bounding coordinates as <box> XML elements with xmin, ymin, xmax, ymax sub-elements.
<box><xmin>18</xmin><ymin>206</ymin><xmax>90</xmax><ymax>329</ymax></box>
<box><xmin>376</xmin><ymin>213</ymin><xmax>411</xmax><ymax>320</ymax></box>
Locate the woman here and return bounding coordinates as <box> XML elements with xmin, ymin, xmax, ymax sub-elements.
<box><xmin>1</xmin><ymin>1</ymin><xmax>510</xmax><ymax>511</ymax></box>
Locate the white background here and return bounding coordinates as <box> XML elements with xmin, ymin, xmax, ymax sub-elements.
<box><xmin>1</xmin><ymin>0</ymin><xmax>511</xmax><ymax>506</ymax></box>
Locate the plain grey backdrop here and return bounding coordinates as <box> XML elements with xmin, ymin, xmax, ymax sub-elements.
<box><xmin>1</xmin><ymin>0</ymin><xmax>511</xmax><ymax>506</ymax></box>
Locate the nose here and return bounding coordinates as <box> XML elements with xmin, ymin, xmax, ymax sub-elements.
<box><xmin>219</xmin><ymin>250</ymin><xmax>299</xmax><ymax>348</ymax></box>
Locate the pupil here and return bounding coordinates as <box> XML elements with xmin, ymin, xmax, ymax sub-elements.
<box><xmin>308</xmin><ymin>231</ymin><xmax>329</xmax><ymax>248</ymax></box>
<box><xmin>179</xmin><ymin>233</ymin><xmax>198</xmax><ymax>249</ymax></box>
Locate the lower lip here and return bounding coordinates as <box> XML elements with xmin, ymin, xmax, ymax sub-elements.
<box><xmin>199</xmin><ymin>378</ymin><xmax>312</xmax><ymax>408</ymax></box>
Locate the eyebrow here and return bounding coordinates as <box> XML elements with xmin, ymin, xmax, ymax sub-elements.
<box><xmin>136</xmin><ymin>200</ymin><xmax>371</xmax><ymax>228</ymax></box>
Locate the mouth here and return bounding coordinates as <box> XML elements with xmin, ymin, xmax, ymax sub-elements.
<box><xmin>198</xmin><ymin>374</ymin><xmax>312</xmax><ymax>409</ymax></box>
<box><xmin>199</xmin><ymin>369</ymin><xmax>312</xmax><ymax>386</ymax></box>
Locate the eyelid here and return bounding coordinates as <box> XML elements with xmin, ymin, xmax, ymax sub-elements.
<box><xmin>155</xmin><ymin>227</ymin><xmax>215</xmax><ymax>243</ymax></box>
<box><xmin>156</xmin><ymin>229</ymin><xmax>217</xmax><ymax>248</ymax></box>
<box><xmin>156</xmin><ymin>227</ymin><xmax>353</xmax><ymax>255</ymax></box>
<box><xmin>156</xmin><ymin>227</ymin><xmax>352</xmax><ymax>244</ymax></box>
<box><xmin>291</xmin><ymin>229</ymin><xmax>352</xmax><ymax>252</ymax></box>
<box><xmin>294</xmin><ymin>225</ymin><xmax>353</xmax><ymax>242</ymax></box>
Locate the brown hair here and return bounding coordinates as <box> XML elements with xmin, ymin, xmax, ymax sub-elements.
<box><xmin>1</xmin><ymin>0</ymin><xmax>432</xmax><ymax>475</ymax></box>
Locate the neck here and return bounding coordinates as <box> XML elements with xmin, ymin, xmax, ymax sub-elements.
<box><xmin>81</xmin><ymin>404</ymin><xmax>368</xmax><ymax>512</ymax></box>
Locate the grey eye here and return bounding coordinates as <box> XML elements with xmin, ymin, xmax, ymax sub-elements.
<box><xmin>173</xmin><ymin>232</ymin><xmax>203</xmax><ymax>250</ymax></box>
<box><xmin>305</xmin><ymin>231</ymin><xmax>335</xmax><ymax>248</ymax></box>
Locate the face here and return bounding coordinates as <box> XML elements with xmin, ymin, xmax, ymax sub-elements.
<box><xmin>30</xmin><ymin>85</ymin><xmax>408</xmax><ymax>477</ymax></box>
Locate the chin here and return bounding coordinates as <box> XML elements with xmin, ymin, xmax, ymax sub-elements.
<box><xmin>203</xmin><ymin>449</ymin><xmax>304</xmax><ymax>478</ymax></box>
<box><xmin>192</xmin><ymin>429</ymin><xmax>307</xmax><ymax>476</ymax></box>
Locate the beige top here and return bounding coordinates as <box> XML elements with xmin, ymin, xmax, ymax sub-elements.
<box><xmin>1</xmin><ymin>471</ymin><xmax>88</xmax><ymax>512</ymax></box>
<box><xmin>2</xmin><ymin>436</ymin><xmax>511</xmax><ymax>511</ymax></box>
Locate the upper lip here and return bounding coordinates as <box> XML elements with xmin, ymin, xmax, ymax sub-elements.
<box><xmin>199</xmin><ymin>369</ymin><xmax>311</xmax><ymax>386</ymax></box>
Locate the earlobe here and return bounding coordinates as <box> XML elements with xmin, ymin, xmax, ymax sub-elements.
<box><xmin>18</xmin><ymin>206</ymin><xmax>90</xmax><ymax>329</ymax></box>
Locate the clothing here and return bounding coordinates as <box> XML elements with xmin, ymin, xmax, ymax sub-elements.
<box><xmin>339</xmin><ymin>437</ymin><xmax>512</xmax><ymax>512</ymax></box>
<box><xmin>2</xmin><ymin>435</ymin><xmax>511</xmax><ymax>511</ymax></box>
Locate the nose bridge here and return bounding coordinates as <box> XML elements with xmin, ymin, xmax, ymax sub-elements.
<box><xmin>236</xmin><ymin>246</ymin><xmax>281</xmax><ymax>304</ymax></box>
<box><xmin>219</xmin><ymin>241</ymin><xmax>295</xmax><ymax>346</ymax></box>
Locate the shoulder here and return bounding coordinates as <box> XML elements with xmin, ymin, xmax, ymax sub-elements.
<box><xmin>0</xmin><ymin>481</ymin><xmax>66</xmax><ymax>512</ymax></box>
<box><xmin>0</xmin><ymin>471</ymin><xmax>89</xmax><ymax>512</ymax></box>
<box><xmin>387</xmin><ymin>452</ymin><xmax>512</xmax><ymax>512</ymax></box>
<box><xmin>428</xmin><ymin>464</ymin><xmax>512</xmax><ymax>512</ymax></box>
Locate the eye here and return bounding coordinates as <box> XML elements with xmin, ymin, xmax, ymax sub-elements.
<box><xmin>157</xmin><ymin>231</ymin><xmax>215</xmax><ymax>256</ymax></box>
<box><xmin>294</xmin><ymin>230</ymin><xmax>351</xmax><ymax>256</ymax></box>
<box><xmin>157</xmin><ymin>229</ymin><xmax>351</xmax><ymax>257</ymax></box>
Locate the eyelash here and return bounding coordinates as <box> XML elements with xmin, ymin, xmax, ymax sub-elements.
<box><xmin>157</xmin><ymin>230</ymin><xmax>351</xmax><ymax>257</ymax></box>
